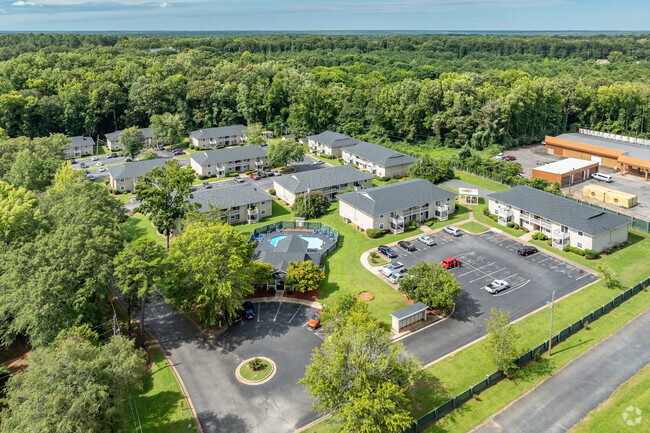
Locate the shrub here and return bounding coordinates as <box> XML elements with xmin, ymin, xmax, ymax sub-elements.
<box><xmin>522</xmin><ymin>227</ymin><xmax>529</xmax><ymax>233</ymax></box>
<box><xmin>249</xmin><ymin>358</ymin><xmax>264</xmax><ymax>371</ymax></box>
<box><xmin>532</xmin><ymin>232</ymin><xmax>548</xmax><ymax>240</ymax></box>
<box><xmin>366</xmin><ymin>229</ymin><xmax>382</xmax><ymax>239</ymax></box>
<box><xmin>483</xmin><ymin>207</ymin><xmax>490</xmax><ymax>216</ymax></box>
<box><xmin>489</xmin><ymin>214</ymin><xmax>498</xmax><ymax>222</ymax></box>
<box><xmin>380</xmin><ymin>176</ymin><xmax>390</xmax><ymax>182</ymax></box>
<box><xmin>269</xmin><ymin>188</ymin><xmax>276</xmax><ymax>195</ymax></box>
<box><xmin>507</xmin><ymin>222</ymin><xmax>515</xmax><ymax>228</ymax></box>
<box><xmin>513</xmin><ymin>223</ymin><xmax>520</xmax><ymax>230</ymax></box>
<box><xmin>584</xmin><ymin>249</ymin><xmax>599</xmax><ymax>260</ymax></box>
<box><xmin>198</xmin><ymin>175</ymin><xmax>207</xmax><ymax>180</ymax></box>
<box><xmin>546</xmin><ymin>239</ymin><xmax>552</xmax><ymax>246</ymax></box>
<box><xmin>564</xmin><ymin>246</ymin><xmax>586</xmax><ymax>256</ymax></box>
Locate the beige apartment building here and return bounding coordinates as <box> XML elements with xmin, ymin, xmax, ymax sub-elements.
<box><xmin>66</xmin><ymin>136</ymin><xmax>94</xmax><ymax>159</ymax></box>
<box><xmin>341</xmin><ymin>141</ymin><xmax>415</xmax><ymax>178</ymax></box>
<box><xmin>189</xmin><ymin>145</ymin><xmax>268</xmax><ymax>177</ymax></box>
<box><xmin>307</xmin><ymin>130</ymin><xmax>358</xmax><ymax>157</ymax></box>
<box><xmin>107</xmin><ymin>159</ymin><xmax>167</xmax><ymax>191</ymax></box>
<box><xmin>105</xmin><ymin>128</ymin><xmax>156</xmax><ymax>151</ymax></box>
<box><xmin>187</xmin><ymin>183</ymin><xmax>273</xmax><ymax>225</ymax></box>
<box><xmin>188</xmin><ymin>125</ymin><xmax>246</xmax><ymax>149</ymax></box>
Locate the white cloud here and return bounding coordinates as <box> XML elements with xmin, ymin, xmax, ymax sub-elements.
<box><xmin>160</xmin><ymin>2</ymin><xmax>169</xmax><ymax>7</ymax></box>
<box><xmin>12</xmin><ymin>1</ymin><xmax>37</xmax><ymax>6</ymax></box>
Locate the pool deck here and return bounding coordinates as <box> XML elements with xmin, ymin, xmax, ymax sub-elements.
<box><xmin>254</xmin><ymin>229</ymin><xmax>337</xmax><ymax>255</ymax></box>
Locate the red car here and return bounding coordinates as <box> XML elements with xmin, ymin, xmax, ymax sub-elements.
<box><xmin>172</xmin><ymin>150</ymin><xmax>185</xmax><ymax>156</ymax></box>
<box><xmin>504</xmin><ymin>155</ymin><xmax>516</xmax><ymax>161</ymax></box>
<box><xmin>307</xmin><ymin>310</ymin><xmax>322</xmax><ymax>329</ymax></box>
<box><xmin>249</xmin><ymin>172</ymin><xmax>261</xmax><ymax>180</ymax></box>
<box><xmin>442</xmin><ymin>257</ymin><xmax>461</xmax><ymax>269</ymax></box>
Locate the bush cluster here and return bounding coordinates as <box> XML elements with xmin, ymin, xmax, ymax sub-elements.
<box><xmin>563</xmin><ymin>245</ymin><xmax>586</xmax><ymax>256</ymax></box>
<box><xmin>584</xmin><ymin>249</ymin><xmax>599</xmax><ymax>260</ymax></box>
<box><xmin>532</xmin><ymin>232</ymin><xmax>548</xmax><ymax>240</ymax></box>
<box><xmin>269</xmin><ymin>188</ymin><xmax>276</xmax><ymax>195</ymax></box>
<box><xmin>366</xmin><ymin>228</ymin><xmax>382</xmax><ymax>239</ymax></box>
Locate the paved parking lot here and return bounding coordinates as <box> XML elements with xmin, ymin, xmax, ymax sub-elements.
<box><xmin>385</xmin><ymin>230</ymin><xmax>597</xmax><ymax>365</ymax></box>
<box><xmin>145</xmin><ymin>299</ymin><xmax>322</xmax><ymax>433</ymax></box>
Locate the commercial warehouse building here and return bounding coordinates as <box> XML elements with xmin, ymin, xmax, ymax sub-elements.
<box><xmin>544</xmin><ymin>130</ymin><xmax>650</xmax><ymax>180</ymax></box>
<box><xmin>532</xmin><ymin>158</ymin><xmax>599</xmax><ymax>187</ymax></box>
<box><xmin>487</xmin><ymin>186</ymin><xmax>631</xmax><ymax>252</ymax></box>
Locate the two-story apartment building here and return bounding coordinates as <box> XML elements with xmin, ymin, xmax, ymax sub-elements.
<box><xmin>487</xmin><ymin>186</ymin><xmax>630</xmax><ymax>252</ymax></box>
<box><xmin>307</xmin><ymin>131</ymin><xmax>358</xmax><ymax>157</ymax></box>
<box><xmin>273</xmin><ymin>165</ymin><xmax>373</xmax><ymax>205</ymax></box>
<box><xmin>105</xmin><ymin>128</ymin><xmax>156</xmax><ymax>151</ymax></box>
<box><xmin>188</xmin><ymin>125</ymin><xmax>247</xmax><ymax>149</ymax></box>
<box><xmin>341</xmin><ymin>141</ymin><xmax>416</xmax><ymax>178</ymax></box>
<box><xmin>66</xmin><ymin>136</ymin><xmax>94</xmax><ymax>159</ymax></box>
<box><xmin>188</xmin><ymin>183</ymin><xmax>273</xmax><ymax>225</ymax></box>
<box><xmin>189</xmin><ymin>145</ymin><xmax>268</xmax><ymax>177</ymax></box>
<box><xmin>338</xmin><ymin>179</ymin><xmax>457</xmax><ymax>234</ymax></box>
<box><xmin>107</xmin><ymin>159</ymin><xmax>167</xmax><ymax>191</ymax></box>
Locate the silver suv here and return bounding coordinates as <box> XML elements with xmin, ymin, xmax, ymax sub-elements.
<box><xmin>443</xmin><ymin>226</ymin><xmax>462</xmax><ymax>236</ymax></box>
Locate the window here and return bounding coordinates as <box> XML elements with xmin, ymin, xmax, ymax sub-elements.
<box><xmin>261</xmin><ymin>210</ymin><xmax>266</xmax><ymax>215</ymax></box>
<box><xmin>379</xmin><ymin>223</ymin><xmax>384</xmax><ymax>230</ymax></box>
<box><xmin>120</xmin><ymin>186</ymin><xmax>125</xmax><ymax>191</ymax></box>
<box><xmin>261</xmin><ymin>201</ymin><xmax>266</xmax><ymax>205</ymax></box>
<box><xmin>379</xmin><ymin>214</ymin><xmax>384</xmax><ymax>219</ymax></box>
<box><xmin>230</xmin><ymin>214</ymin><xmax>237</xmax><ymax>220</ymax></box>
<box><xmin>207</xmin><ymin>164</ymin><xmax>211</xmax><ymax>167</ymax></box>
<box><xmin>578</xmin><ymin>231</ymin><xmax>583</xmax><ymax>236</ymax></box>
<box><xmin>577</xmin><ymin>242</ymin><xmax>583</xmax><ymax>249</ymax></box>
<box><xmin>120</xmin><ymin>179</ymin><xmax>124</xmax><ymax>182</ymax></box>
<box><xmin>561</xmin><ymin>225</ymin><xmax>568</xmax><ymax>233</ymax></box>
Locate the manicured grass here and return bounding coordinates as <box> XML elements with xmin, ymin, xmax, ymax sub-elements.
<box><xmin>454</xmin><ymin>171</ymin><xmax>510</xmax><ymax>192</ymax></box>
<box><xmin>239</xmin><ymin>359</ymin><xmax>273</xmax><ymax>381</ymax></box>
<box><xmin>369</xmin><ymin>255</ymin><xmax>389</xmax><ymax>266</ymax></box>
<box><xmin>112</xmin><ymin>193</ymin><xmax>133</xmax><ymax>205</ymax></box>
<box><xmin>571</xmin><ymin>362</ymin><xmax>650</xmax><ymax>433</ymax></box>
<box><xmin>459</xmin><ymin>221</ymin><xmax>489</xmax><ymax>234</ymax></box>
<box><xmin>311</xmin><ymin>153</ymin><xmax>342</xmax><ymax>166</ymax></box>
<box><xmin>120</xmin><ymin>214</ymin><xmax>166</xmax><ymax>247</ymax></box>
<box><xmin>234</xmin><ymin>199</ymin><xmax>293</xmax><ymax>238</ymax></box>
<box><xmin>474</xmin><ymin>204</ymin><xmax>526</xmax><ymax>238</ymax></box>
<box><xmin>427</xmin><ymin>202</ymin><xmax>471</xmax><ymax>230</ymax></box>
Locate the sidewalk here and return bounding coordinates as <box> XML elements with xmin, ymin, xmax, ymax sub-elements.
<box><xmin>472</xmin><ymin>308</ymin><xmax>650</xmax><ymax>433</ymax></box>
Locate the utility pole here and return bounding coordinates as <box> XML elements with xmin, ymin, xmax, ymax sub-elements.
<box><xmin>548</xmin><ymin>290</ymin><xmax>555</xmax><ymax>356</ymax></box>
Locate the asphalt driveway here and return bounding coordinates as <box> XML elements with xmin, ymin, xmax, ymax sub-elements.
<box><xmin>144</xmin><ymin>299</ymin><xmax>322</xmax><ymax>433</ymax></box>
<box><xmin>389</xmin><ymin>230</ymin><xmax>597</xmax><ymax>365</ymax></box>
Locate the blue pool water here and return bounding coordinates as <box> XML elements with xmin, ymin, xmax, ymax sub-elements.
<box><xmin>269</xmin><ymin>234</ymin><xmax>324</xmax><ymax>250</ymax></box>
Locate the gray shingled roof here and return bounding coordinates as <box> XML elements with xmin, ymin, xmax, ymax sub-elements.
<box><xmin>69</xmin><ymin>136</ymin><xmax>95</xmax><ymax>148</ymax></box>
<box><xmin>487</xmin><ymin>186</ymin><xmax>631</xmax><ymax>236</ymax></box>
<box><xmin>189</xmin><ymin>183</ymin><xmax>272</xmax><ymax>210</ymax></box>
<box><xmin>272</xmin><ymin>165</ymin><xmax>373</xmax><ymax>194</ymax></box>
<box><xmin>189</xmin><ymin>145</ymin><xmax>268</xmax><ymax>166</ymax></box>
<box><xmin>391</xmin><ymin>302</ymin><xmax>429</xmax><ymax>320</ymax></box>
<box><xmin>343</xmin><ymin>141</ymin><xmax>416</xmax><ymax>167</ymax></box>
<box><xmin>337</xmin><ymin>179</ymin><xmax>456</xmax><ymax>216</ymax></box>
<box><xmin>308</xmin><ymin>130</ymin><xmax>358</xmax><ymax>148</ymax></box>
<box><xmin>107</xmin><ymin>159</ymin><xmax>167</xmax><ymax>180</ymax></box>
<box><xmin>105</xmin><ymin>128</ymin><xmax>153</xmax><ymax>143</ymax></box>
<box><xmin>253</xmin><ymin>235</ymin><xmax>321</xmax><ymax>275</ymax></box>
<box><xmin>188</xmin><ymin>125</ymin><xmax>246</xmax><ymax>140</ymax></box>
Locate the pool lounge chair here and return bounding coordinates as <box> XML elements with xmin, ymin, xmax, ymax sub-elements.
<box><xmin>313</xmin><ymin>228</ymin><xmax>318</xmax><ymax>233</ymax></box>
<box><xmin>276</xmin><ymin>226</ymin><xmax>282</xmax><ymax>233</ymax></box>
<box><xmin>320</xmin><ymin>229</ymin><xmax>327</xmax><ymax>235</ymax></box>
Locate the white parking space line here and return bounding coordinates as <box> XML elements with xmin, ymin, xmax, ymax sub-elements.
<box><xmin>469</xmin><ymin>267</ymin><xmax>507</xmax><ymax>283</ymax></box>
<box><xmin>537</xmin><ymin>256</ymin><xmax>552</xmax><ymax>264</ymax></box>
<box><xmin>273</xmin><ymin>302</ymin><xmax>282</xmax><ymax>322</ymax></box>
<box><xmin>288</xmin><ymin>305</ymin><xmax>302</xmax><ymax>323</ymax></box>
<box><xmin>502</xmin><ymin>272</ymin><xmax>519</xmax><ymax>281</ymax></box>
<box><xmin>576</xmin><ymin>273</ymin><xmax>591</xmax><ymax>281</ymax></box>
<box><xmin>456</xmin><ymin>262</ymin><xmax>495</xmax><ymax>277</ymax></box>
<box><xmin>493</xmin><ymin>279</ymin><xmax>532</xmax><ymax>297</ymax></box>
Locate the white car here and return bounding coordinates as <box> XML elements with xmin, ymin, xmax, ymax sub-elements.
<box><xmin>484</xmin><ymin>279</ymin><xmax>510</xmax><ymax>294</ymax></box>
<box><xmin>272</xmin><ymin>170</ymin><xmax>282</xmax><ymax>176</ymax></box>
<box><xmin>312</xmin><ymin>160</ymin><xmax>325</xmax><ymax>165</ymax></box>
<box><xmin>388</xmin><ymin>268</ymin><xmax>408</xmax><ymax>284</ymax></box>
<box><xmin>91</xmin><ymin>156</ymin><xmax>99</xmax><ymax>161</ymax></box>
<box><xmin>98</xmin><ymin>166</ymin><xmax>105</xmax><ymax>172</ymax></box>
<box><xmin>417</xmin><ymin>235</ymin><xmax>436</xmax><ymax>246</ymax></box>
<box><xmin>381</xmin><ymin>262</ymin><xmax>404</xmax><ymax>277</ymax></box>
<box><xmin>443</xmin><ymin>226</ymin><xmax>461</xmax><ymax>236</ymax></box>
<box><xmin>96</xmin><ymin>161</ymin><xmax>103</xmax><ymax>167</ymax></box>
<box><xmin>591</xmin><ymin>172</ymin><xmax>613</xmax><ymax>183</ymax></box>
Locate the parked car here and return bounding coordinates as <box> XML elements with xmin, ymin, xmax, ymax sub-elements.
<box><xmin>171</xmin><ymin>147</ymin><xmax>183</xmax><ymax>153</ymax></box>
<box><xmin>504</xmin><ymin>155</ymin><xmax>517</xmax><ymax>161</ymax></box>
<box><xmin>249</xmin><ymin>172</ymin><xmax>261</xmax><ymax>180</ymax></box>
<box><xmin>417</xmin><ymin>235</ymin><xmax>436</xmax><ymax>246</ymax></box>
<box><xmin>91</xmin><ymin>156</ymin><xmax>98</xmax><ymax>161</ymax></box>
<box><xmin>70</xmin><ymin>159</ymin><xmax>77</xmax><ymax>164</ymax></box>
<box><xmin>517</xmin><ymin>246</ymin><xmax>538</xmax><ymax>256</ymax></box>
<box><xmin>591</xmin><ymin>172</ymin><xmax>613</xmax><ymax>182</ymax></box>
<box><xmin>172</xmin><ymin>150</ymin><xmax>185</xmax><ymax>156</ymax></box>
<box><xmin>307</xmin><ymin>310</ymin><xmax>322</xmax><ymax>329</ymax></box>
<box><xmin>124</xmin><ymin>157</ymin><xmax>132</xmax><ymax>162</ymax></box>
<box><xmin>388</xmin><ymin>268</ymin><xmax>408</xmax><ymax>284</ymax></box>
<box><xmin>312</xmin><ymin>160</ymin><xmax>325</xmax><ymax>165</ymax></box>
<box><xmin>189</xmin><ymin>185</ymin><xmax>197</xmax><ymax>192</ymax></box>
<box><xmin>98</xmin><ymin>166</ymin><xmax>105</xmax><ymax>172</ymax></box>
<box><xmin>80</xmin><ymin>162</ymin><xmax>86</xmax><ymax>168</ymax></box>
<box><xmin>257</xmin><ymin>171</ymin><xmax>267</xmax><ymax>178</ymax></box>
<box><xmin>378</xmin><ymin>245</ymin><xmax>398</xmax><ymax>258</ymax></box>
<box><xmin>264</xmin><ymin>170</ymin><xmax>274</xmax><ymax>177</ymax></box>
<box><xmin>397</xmin><ymin>240</ymin><xmax>416</xmax><ymax>251</ymax></box>
<box><xmin>82</xmin><ymin>169</ymin><xmax>89</xmax><ymax>174</ymax></box>
<box><xmin>272</xmin><ymin>170</ymin><xmax>282</xmax><ymax>176</ymax></box>
<box><xmin>494</xmin><ymin>153</ymin><xmax>505</xmax><ymax>161</ymax></box>
<box><xmin>106</xmin><ymin>153</ymin><xmax>113</xmax><ymax>159</ymax></box>
<box><xmin>382</xmin><ymin>262</ymin><xmax>404</xmax><ymax>277</ymax></box>
<box><xmin>442</xmin><ymin>257</ymin><xmax>461</xmax><ymax>269</ymax></box>
<box><xmin>242</xmin><ymin>301</ymin><xmax>256</xmax><ymax>320</ymax></box>
<box><xmin>203</xmin><ymin>182</ymin><xmax>212</xmax><ymax>189</ymax></box>
<box><xmin>87</xmin><ymin>175</ymin><xmax>96</xmax><ymax>181</ymax></box>
<box><xmin>96</xmin><ymin>161</ymin><xmax>103</xmax><ymax>167</ymax></box>
<box><xmin>234</xmin><ymin>175</ymin><xmax>245</xmax><ymax>183</ymax></box>
<box><xmin>443</xmin><ymin>225</ymin><xmax>462</xmax><ymax>236</ymax></box>
<box><xmin>484</xmin><ymin>279</ymin><xmax>510</xmax><ymax>294</ymax></box>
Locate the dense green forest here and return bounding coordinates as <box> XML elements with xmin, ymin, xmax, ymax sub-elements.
<box><xmin>0</xmin><ymin>33</ymin><xmax>649</xmax><ymax>150</ymax></box>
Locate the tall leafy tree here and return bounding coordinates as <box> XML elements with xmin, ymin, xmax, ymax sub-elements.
<box><xmin>0</xmin><ymin>330</ymin><xmax>146</xmax><ymax>433</ymax></box>
<box><xmin>285</xmin><ymin>260</ymin><xmax>325</xmax><ymax>292</ymax></box>
<box><xmin>292</xmin><ymin>190</ymin><xmax>330</xmax><ymax>219</ymax></box>
<box><xmin>119</xmin><ymin>126</ymin><xmax>145</xmax><ymax>159</ymax></box>
<box><xmin>267</xmin><ymin>140</ymin><xmax>305</xmax><ymax>168</ymax></box>
<box><xmin>134</xmin><ymin>159</ymin><xmax>197</xmax><ymax>249</ymax></box>
<box><xmin>398</xmin><ymin>261</ymin><xmax>461</xmax><ymax>313</ymax></box>
<box><xmin>151</xmin><ymin>112</ymin><xmax>185</xmax><ymax>147</ymax></box>
<box><xmin>407</xmin><ymin>155</ymin><xmax>454</xmax><ymax>184</ymax></box>
<box><xmin>483</xmin><ymin>308</ymin><xmax>519</xmax><ymax>377</ymax></box>
<box><xmin>113</xmin><ymin>239</ymin><xmax>166</xmax><ymax>346</ymax></box>
<box><xmin>165</xmin><ymin>219</ymin><xmax>256</xmax><ymax>325</ymax></box>
<box><xmin>0</xmin><ymin>180</ymin><xmax>41</xmax><ymax>250</ymax></box>
<box><xmin>242</xmin><ymin>122</ymin><xmax>266</xmax><ymax>146</ymax></box>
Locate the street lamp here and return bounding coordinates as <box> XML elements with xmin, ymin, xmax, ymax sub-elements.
<box><xmin>547</xmin><ymin>290</ymin><xmax>556</xmax><ymax>356</ymax></box>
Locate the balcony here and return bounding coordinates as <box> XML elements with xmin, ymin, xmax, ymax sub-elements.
<box><xmin>552</xmin><ymin>230</ymin><xmax>570</xmax><ymax>249</ymax></box>
<box><xmin>255</xmin><ymin>160</ymin><xmax>264</xmax><ymax>167</ymax></box>
<box><xmin>436</xmin><ymin>204</ymin><xmax>449</xmax><ymax>222</ymax></box>
<box><xmin>390</xmin><ymin>215</ymin><xmax>405</xmax><ymax>234</ymax></box>
<box><xmin>247</xmin><ymin>206</ymin><xmax>259</xmax><ymax>224</ymax></box>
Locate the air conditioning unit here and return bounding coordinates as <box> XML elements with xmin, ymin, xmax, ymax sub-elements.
<box><xmin>344</xmin><ymin>217</ymin><xmax>351</xmax><ymax>223</ymax></box>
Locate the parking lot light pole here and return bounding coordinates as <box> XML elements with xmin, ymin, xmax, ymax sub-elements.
<box><xmin>548</xmin><ymin>290</ymin><xmax>556</xmax><ymax>356</ymax></box>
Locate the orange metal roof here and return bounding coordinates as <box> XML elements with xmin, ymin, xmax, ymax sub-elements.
<box><xmin>618</xmin><ymin>155</ymin><xmax>650</xmax><ymax>170</ymax></box>
<box><xmin>544</xmin><ymin>136</ymin><xmax>626</xmax><ymax>159</ymax></box>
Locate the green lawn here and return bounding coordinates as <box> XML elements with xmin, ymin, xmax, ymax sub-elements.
<box><xmin>112</xmin><ymin>193</ymin><xmax>133</xmax><ymax>205</ymax></box>
<box><xmin>234</xmin><ymin>199</ymin><xmax>293</xmax><ymax>238</ymax></box>
<box><xmin>570</xmin><ymin>362</ymin><xmax>650</xmax><ymax>433</ymax></box>
<box><xmin>459</xmin><ymin>221</ymin><xmax>489</xmax><ymax>234</ymax></box>
<box><xmin>428</xmin><ymin>202</ymin><xmax>471</xmax><ymax>230</ymax></box>
<box><xmin>311</xmin><ymin>153</ymin><xmax>343</xmax><ymax>166</ymax></box>
<box><xmin>120</xmin><ymin>214</ymin><xmax>166</xmax><ymax>247</ymax></box>
<box><xmin>369</xmin><ymin>255</ymin><xmax>389</xmax><ymax>266</ymax></box>
<box><xmin>453</xmin><ymin>171</ymin><xmax>510</xmax><ymax>192</ymax></box>
<box><xmin>474</xmin><ymin>203</ymin><xmax>526</xmax><ymax>238</ymax></box>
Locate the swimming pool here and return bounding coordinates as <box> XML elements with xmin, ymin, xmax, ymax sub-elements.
<box><xmin>269</xmin><ymin>234</ymin><xmax>324</xmax><ymax>250</ymax></box>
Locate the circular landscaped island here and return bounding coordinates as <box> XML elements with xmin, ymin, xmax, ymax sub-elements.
<box><xmin>235</xmin><ymin>357</ymin><xmax>276</xmax><ymax>385</ymax></box>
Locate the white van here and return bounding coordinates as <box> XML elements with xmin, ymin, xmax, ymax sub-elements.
<box><xmin>591</xmin><ymin>172</ymin><xmax>613</xmax><ymax>183</ymax></box>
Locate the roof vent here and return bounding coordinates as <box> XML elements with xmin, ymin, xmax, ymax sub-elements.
<box><xmin>360</xmin><ymin>192</ymin><xmax>373</xmax><ymax>201</ymax></box>
<box><xmin>587</xmin><ymin>212</ymin><xmax>605</xmax><ymax>220</ymax></box>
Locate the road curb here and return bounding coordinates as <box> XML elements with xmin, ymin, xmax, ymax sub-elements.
<box><xmin>245</xmin><ymin>296</ymin><xmax>322</xmax><ymax>309</ymax></box>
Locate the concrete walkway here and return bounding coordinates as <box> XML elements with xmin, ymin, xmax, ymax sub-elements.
<box><xmin>472</xmin><ymin>308</ymin><xmax>650</xmax><ymax>433</ymax></box>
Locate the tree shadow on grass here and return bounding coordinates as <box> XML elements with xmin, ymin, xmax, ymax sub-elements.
<box><xmin>120</xmin><ymin>217</ymin><xmax>149</xmax><ymax>242</ymax></box>
<box><xmin>411</xmin><ymin>371</ymin><xmax>451</xmax><ymax>417</ymax></box>
<box><xmin>513</xmin><ymin>355</ymin><xmax>555</xmax><ymax>385</ymax></box>
<box><xmin>134</xmin><ymin>390</ymin><xmax>193</xmax><ymax>433</ymax></box>
<box><xmin>549</xmin><ymin>338</ymin><xmax>593</xmax><ymax>356</ymax></box>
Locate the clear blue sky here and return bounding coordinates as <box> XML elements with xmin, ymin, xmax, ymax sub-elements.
<box><xmin>0</xmin><ymin>0</ymin><xmax>648</xmax><ymax>32</ymax></box>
